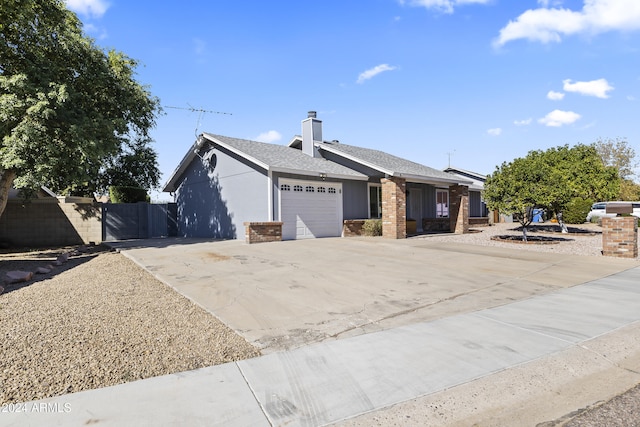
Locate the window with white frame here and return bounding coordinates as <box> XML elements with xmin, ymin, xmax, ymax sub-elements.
<box><xmin>369</xmin><ymin>184</ymin><xmax>382</xmax><ymax>218</ymax></box>
<box><xmin>436</xmin><ymin>189</ymin><xmax>449</xmax><ymax>218</ymax></box>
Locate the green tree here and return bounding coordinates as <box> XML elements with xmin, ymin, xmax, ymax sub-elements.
<box><xmin>98</xmin><ymin>136</ymin><xmax>161</xmax><ymax>194</ymax></box>
<box><xmin>485</xmin><ymin>144</ymin><xmax>619</xmax><ymax>239</ymax></box>
<box><xmin>0</xmin><ymin>0</ymin><xmax>160</xmax><ymax>217</ymax></box>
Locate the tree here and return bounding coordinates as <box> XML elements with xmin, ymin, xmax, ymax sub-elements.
<box><xmin>97</xmin><ymin>135</ymin><xmax>161</xmax><ymax>194</ymax></box>
<box><xmin>0</xmin><ymin>0</ymin><xmax>160</xmax><ymax>217</ymax></box>
<box><xmin>593</xmin><ymin>137</ymin><xmax>637</xmax><ymax>181</ymax></box>
<box><xmin>484</xmin><ymin>153</ymin><xmax>548</xmax><ymax>240</ymax></box>
<box><xmin>485</xmin><ymin>144</ymin><xmax>619</xmax><ymax>239</ymax></box>
<box><xmin>593</xmin><ymin>137</ymin><xmax>640</xmax><ymax>201</ymax></box>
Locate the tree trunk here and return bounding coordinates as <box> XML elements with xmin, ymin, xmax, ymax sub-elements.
<box><xmin>0</xmin><ymin>169</ymin><xmax>17</xmax><ymax>220</ymax></box>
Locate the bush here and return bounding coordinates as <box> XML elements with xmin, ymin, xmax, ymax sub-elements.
<box><xmin>563</xmin><ymin>197</ymin><xmax>593</xmax><ymax>224</ymax></box>
<box><xmin>362</xmin><ymin>219</ymin><xmax>382</xmax><ymax>236</ymax></box>
<box><xmin>109</xmin><ymin>186</ymin><xmax>148</xmax><ymax>203</ymax></box>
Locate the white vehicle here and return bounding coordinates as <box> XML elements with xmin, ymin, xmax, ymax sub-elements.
<box><xmin>586</xmin><ymin>201</ymin><xmax>640</xmax><ymax>222</ymax></box>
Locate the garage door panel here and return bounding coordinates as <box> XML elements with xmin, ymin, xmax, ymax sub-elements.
<box><xmin>280</xmin><ymin>179</ymin><xmax>343</xmax><ymax>240</ymax></box>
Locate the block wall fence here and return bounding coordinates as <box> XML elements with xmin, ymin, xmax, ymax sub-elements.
<box><xmin>0</xmin><ymin>198</ymin><xmax>102</xmax><ymax>247</ymax></box>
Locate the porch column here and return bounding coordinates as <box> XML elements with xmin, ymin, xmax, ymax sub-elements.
<box><xmin>381</xmin><ymin>177</ymin><xmax>406</xmax><ymax>239</ymax></box>
<box><xmin>449</xmin><ymin>184</ymin><xmax>469</xmax><ymax>234</ymax></box>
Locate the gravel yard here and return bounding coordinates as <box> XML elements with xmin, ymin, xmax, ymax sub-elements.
<box><xmin>417</xmin><ymin>221</ymin><xmax>609</xmax><ymax>257</ymax></box>
<box><xmin>0</xmin><ymin>245</ymin><xmax>259</xmax><ymax>406</ymax></box>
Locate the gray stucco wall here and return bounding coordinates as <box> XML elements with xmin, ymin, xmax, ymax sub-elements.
<box><xmin>342</xmin><ymin>180</ymin><xmax>368</xmax><ymax>219</ymax></box>
<box><xmin>470</xmin><ymin>190</ymin><xmax>486</xmax><ymax>217</ymax></box>
<box><xmin>174</xmin><ymin>146</ymin><xmax>268</xmax><ymax>239</ymax></box>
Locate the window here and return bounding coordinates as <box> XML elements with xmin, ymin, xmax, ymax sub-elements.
<box><xmin>328</xmin><ymin>187</ymin><xmax>336</xmax><ymax>194</ymax></box>
<box><xmin>436</xmin><ymin>189</ymin><xmax>449</xmax><ymax>218</ymax></box>
<box><xmin>317</xmin><ymin>186</ymin><xmax>326</xmax><ymax>193</ymax></box>
<box><xmin>280</xmin><ymin>184</ymin><xmax>291</xmax><ymax>191</ymax></box>
<box><xmin>305</xmin><ymin>185</ymin><xmax>315</xmax><ymax>192</ymax></box>
<box><xmin>369</xmin><ymin>185</ymin><xmax>382</xmax><ymax>218</ymax></box>
<box><xmin>294</xmin><ymin>185</ymin><xmax>303</xmax><ymax>192</ymax></box>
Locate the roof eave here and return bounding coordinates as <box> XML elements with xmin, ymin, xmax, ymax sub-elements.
<box><xmin>399</xmin><ymin>173</ymin><xmax>473</xmax><ymax>186</ymax></box>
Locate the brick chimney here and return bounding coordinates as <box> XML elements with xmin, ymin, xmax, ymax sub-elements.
<box><xmin>302</xmin><ymin>111</ymin><xmax>322</xmax><ymax>158</ymax></box>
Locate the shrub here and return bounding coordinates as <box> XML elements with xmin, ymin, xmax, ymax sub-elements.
<box><xmin>563</xmin><ymin>197</ymin><xmax>593</xmax><ymax>224</ymax></box>
<box><xmin>109</xmin><ymin>186</ymin><xmax>148</xmax><ymax>203</ymax></box>
<box><xmin>362</xmin><ymin>219</ymin><xmax>382</xmax><ymax>236</ymax></box>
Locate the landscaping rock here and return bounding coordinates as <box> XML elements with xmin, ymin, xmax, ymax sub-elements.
<box><xmin>5</xmin><ymin>271</ymin><xmax>34</xmax><ymax>284</ymax></box>
<box><xmin>56</xmin><ymin>253</ymin><xmax>69</xmax><ymax>263</ymax></box>
<box><xmin>36</xmin><ymin>267</ymin><xmax>52</xmax><ymax>274</ymax></box>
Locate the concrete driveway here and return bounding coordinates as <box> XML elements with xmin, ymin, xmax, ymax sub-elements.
<box><xmin>107</xmin><ymin>235</ymin><xmax>638</xmax><ymax>354</ymax></box>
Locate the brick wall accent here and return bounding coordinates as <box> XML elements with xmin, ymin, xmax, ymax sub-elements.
<box><xmin>449</xmin><ymin>184</ymin><xmax>469</xmax><ymax>234</ymax></box>
<box><xmin>0</xmin><ymin>198</ymin><xmax>102</xmax><ymax>247</ymax></box>
<box><xmin>244</xmin><ymin>222</ymin><xmax>283</xmax><ymax>244</ymax></box>
<box><xmin>343</xmin><ymin>219</ymin><xmax>366</xmax><ymax>237</ymax></box>
<box><xmin>423</xmin><ymin>218</ymin><xmax>450</xmax><ymax>232</ymax></box>
<box><xmin>602</xmin><ymin>216</ymin><xmax>638</xmax><ymax>258</ymax></box>
<box><xmin>469</xmin><ymin>217</ymin><xmax>490</xmax><ymax>227</ymax></box>
<box><xmin>381</xmin><ymin>177</ymin><xmax>406</xmax><ymax>239</ymax></box>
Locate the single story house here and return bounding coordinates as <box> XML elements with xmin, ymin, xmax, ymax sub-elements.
<box><xmin>163</xmin><ymin>112</ymin><xmax>486</xmax><ymax>240</ymax></box>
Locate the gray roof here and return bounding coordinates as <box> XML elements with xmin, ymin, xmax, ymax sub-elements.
<box><xmin>316</xmin><ymin>141</ymin><xmax>471</xmax><ymax>185</ymax></box>
<box><xmin>163</xmin><ymin>133</ymin><xmax>367</xmax><ymax>192</ymax></box>
<box><xmin>443</xmin><ymin>167</ymin><xmax>487</xmax><ymax>182</ymax></box>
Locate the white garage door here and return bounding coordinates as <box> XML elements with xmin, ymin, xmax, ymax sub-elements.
<box><xmin>280</xmin><ymin>179</ymin><xmax>343</xmax><ymax>240</ymax></box>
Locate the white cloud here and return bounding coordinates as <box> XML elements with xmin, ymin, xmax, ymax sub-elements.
<box><xmin>398</xmin><ymin>0</ymin><xmax>491</xmax><ymax>14</ymax></box>
<box><xmin>628</xmin><ymin>95</ymin><xmax>636</xmax><ymax>101</ymax></box>
<box><xmin>514</xmin><ymin>118</ymin><xmax>533</xmax><ymax>126</ymax></box>
<box><xmin>563</xmin><ymin>78</ymin><xmax>614</xmax><ymax>98</ymax></box>
<box><xmin>547</xmin><ymin>90</ymin><xmax>565</xmax><ymax>100</ymax></box>
<box><xmin>494</xmin><ymin>0</ymin><xmax>640</xmax><ymax>47</ymax></box>
<box><xmin>65</xmin><ymin>0</ymin><xmax>109</xmax><ymax>18</ymax></box>
<box><xmin>255</xmin><ymin>130</ymin><xmax>282</xmax><ymax>143</ymax></box>
<box><xmin>538</xmin><ymin>109</ymin><xmax>581</xmax><ymax>127</ymax></box>
<box><xmin>356</xmin><ymin>64</ymin><xmax>397</xmax><ymax>84</ymax></box>
<box><xmin>487</xmin><ymin>128</ymin><xmax>502</xmax><ymax>136</ymax></box>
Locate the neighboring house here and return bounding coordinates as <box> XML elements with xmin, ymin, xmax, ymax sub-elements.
<box><xmin>163</xmin><ymin>112</ymin><xmax>485</xmax><ymax>240</ymax></box>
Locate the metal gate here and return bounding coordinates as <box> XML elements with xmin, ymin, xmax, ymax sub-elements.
<box><xmin>102</xmin><ymin>203</ymin><xmax>177</xmax><ymax>241</ymax></box>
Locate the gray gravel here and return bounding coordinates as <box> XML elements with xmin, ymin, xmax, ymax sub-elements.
<box><xmin>0</xmin><ymin>245</ymin><xmax>259</xmax><ymax>405</ymax></box>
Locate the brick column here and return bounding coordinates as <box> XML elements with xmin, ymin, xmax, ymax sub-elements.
<box><xmin>602</xmin><ymin>217</ymin><xmax>638</xmax><ymax>258</ymax></box>
<box><xmin>449</xmin><ymin>184</ymin><xmax>469</xmax><ymax>234</ymax></box>
<box><xmin>381</xmin><ymin>177</ymin><xmax>406</xmax><ymax>239</ymax></box>
<box><xmin>244</xmin><ymin>222</ymin><xmax>283</xmax><ymax>244</ymax></box>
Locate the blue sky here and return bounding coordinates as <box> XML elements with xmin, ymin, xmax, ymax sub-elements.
<box><xmin>65</xmin><ymin>0</ymin><xmax>640</xmax><ymax>200</ymax></box>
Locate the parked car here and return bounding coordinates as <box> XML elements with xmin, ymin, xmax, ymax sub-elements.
<box><xmin>586</xmin><ymin>201</ymin><xmax>640</xmax><ymax>222</ymax></box>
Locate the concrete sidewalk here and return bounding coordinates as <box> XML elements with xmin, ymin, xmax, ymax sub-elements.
<box><xmin>5</xmin><ymin>239</ymin><xmax>640</xmax><ymax>426</ymax></box>
<box><xmin>3</xmin><ymin>249</ymin><xmax>640</xmax><ymax>426</ymax></box>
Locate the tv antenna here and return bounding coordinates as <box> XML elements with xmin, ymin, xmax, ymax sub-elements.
<box><xmin>165</xmin><ymin>105</ymin><xmax>232</xmax><ymax>137</ymax></box>
<box><xmin>446</xmin><ymin>149</ymin><xmax>456</xmax><ymax>168</ymax></box>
